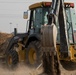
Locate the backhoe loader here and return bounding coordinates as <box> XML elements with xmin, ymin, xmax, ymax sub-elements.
<box><xmin>1</xmin><ymin>0</ymin><xmax>76</xmax><ymax>74</ymax></box>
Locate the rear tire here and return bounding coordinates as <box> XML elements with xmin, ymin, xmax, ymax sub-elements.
<box><xmin>60</xmin><ymin>60</ymin><xmax>76</xmax><ymax>70</ymax></box>
<box><xmin>26</xmin><ymin>41</ymin><xmax>41</xmax><ymax>67</ymax></box>
<box><xmin>6</xmin><ymin>49</ymin><xmax>19</xmax><ymax>68</ymax></box>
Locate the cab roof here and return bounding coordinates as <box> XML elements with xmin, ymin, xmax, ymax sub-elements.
<box><xmin>29</xmin><ymin>2</ymin><xmax>74</xmax><ymax>10</ymax></box>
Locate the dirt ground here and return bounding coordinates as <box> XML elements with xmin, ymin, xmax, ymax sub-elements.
<box><xmin>0</xmin><ymin>62</ymin><xmax>43</xmax><ymax>75</ymax></box>
<box><xmin>0</xmin><ymin>32</ymin><xmax>13</xmax><ymax>55</ymax></box>
<box><xmin>0</xmin><ymin>62</ymin><xmax>76</xmax><ymax>75</ymax></box>
<box><xmin>0</xmin><ymin>32</ymin><xmax>12</xmax><ymax>45</ymax></box>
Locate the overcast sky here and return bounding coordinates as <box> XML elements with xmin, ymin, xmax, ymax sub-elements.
<box><xmin>0</xmin><ymin>0</ymin><xmax>76</xmax><ymax>33</ymax></box>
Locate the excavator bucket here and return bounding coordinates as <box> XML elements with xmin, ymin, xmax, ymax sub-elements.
<box><xmin>41</xmin><ymin>24</ymin><xmax>61</xmax><ymax>75</ymax></box>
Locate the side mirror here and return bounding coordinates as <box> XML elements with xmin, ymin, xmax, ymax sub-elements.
<box><xmin>23</xmin><ymin>11</ymin><xmax>28</xmax><ymax>19</ymax></box>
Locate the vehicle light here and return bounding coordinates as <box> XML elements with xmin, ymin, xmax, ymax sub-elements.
<box><xmin>45</xmin><ymin>2</ymin><xmax>51</xmax><ymax>6</ymax></box>
<box><xmin>70</xmin><ymin>3</ymin><xmax>74</xmax><ymax>8</ymax></box>
<box><xmin>65</xmin><ymin>3</ymin><xmax>74</xmax><ymax>8</ymax></box>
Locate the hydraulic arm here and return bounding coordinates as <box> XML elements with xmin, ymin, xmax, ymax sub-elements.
<box><xmin>41</xmin><ymin>0</ymin><xmax>69</xmax><ymax>75</ymax></box>
<box><xmin>41</xmin><ymin>0</ymin><xmax>60</xmax><ymax>75</ymax></box>
<box><xmin>59</xmin><ymin>0</ymin><xmax>69</xmax><ymax>57</ymax></box>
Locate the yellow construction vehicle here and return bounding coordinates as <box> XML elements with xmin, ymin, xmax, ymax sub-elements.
<box><xmin>1</xmin><ymin>0</ymin><xmax>76</xmax><ymax>74</ymax></box>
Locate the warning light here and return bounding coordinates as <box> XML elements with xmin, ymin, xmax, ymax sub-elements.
<box><xmin>65</xmin><ymin>3</ymin><xmax>74</xmax><ymax>8</ymax></box>
<box><xmin>70</xmin><ymin>3</ymin><xmax>74</xmax><ymax>8</ymax></box>
<box><xmin>44</xmin><ymin>2</ymin><xmax>74</xmax><ymax>8</ymax></box>
<box><xmin>45</xmin><ymin>2</ymin><xmax>51</xmax><ymax>6</ymax></box>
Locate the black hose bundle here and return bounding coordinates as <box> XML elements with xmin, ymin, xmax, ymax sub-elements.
<box><xmin>48</xmin><ymin>0</ymin><xmax>60</xmax><ymax>25</ymax></box>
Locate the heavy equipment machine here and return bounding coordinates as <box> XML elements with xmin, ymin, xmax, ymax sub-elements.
<box><xmin>1</xmin><ymin>0</ymin><xmax>76</xmax><ymax>74</ymax></box>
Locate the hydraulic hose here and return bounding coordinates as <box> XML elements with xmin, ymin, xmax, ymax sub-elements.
<box><xmin>48</xmin><ymin>0</ymin><xmax>60</xmax><ymax>25</ymax></box>
<box><xmin>54</xmin><ymin>0</ymin><xmax>60</xmax><ymax>24</ymax></box>
<box><xmin>51</xmin><ymin>0</ymin><xmax>56</xmax><ymax>14</ymax></box>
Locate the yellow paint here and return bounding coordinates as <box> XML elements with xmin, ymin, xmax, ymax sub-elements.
<box><xmin>56</xmin><ymin>45</ymin><xmax>76</xmax><ymax>62</ymax></box>
<box><xmin>17</xmin><ymin>42</ymin><xmax>76</xmax><ymax>63</ymax></box>
<box><xmin>69</xmin><ymin>45</ymin><xmax>76</xmax><ymax>62</ymax></box>
<box><xmin>8</xmin><ymin>55</ymin><xmax>12</xmax><ymax>65</ymax></box>
<box><xmin>17</xmin><ymin>43</ymin><xmax>26</xmax><ymax>62</ymax></box>
<box><xmin>29</xmin><ymin>2</ymin><xmax>74</xmax><ymax>10</ymax></box>
<box><xmin>17</xmin><ymin>42</ymin><xmax>37</xmax><ymax>64</ymax></box>
<box><xmin>28</xmin><ymin>47</ymin><xmax>36</xmax><ymax>64</ymax></box>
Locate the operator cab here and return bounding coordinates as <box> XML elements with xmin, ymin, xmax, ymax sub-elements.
<box><xmin>24</xmin><ymin>2</ymin><xmax>76</xmax><ymax>45</ymax></box>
